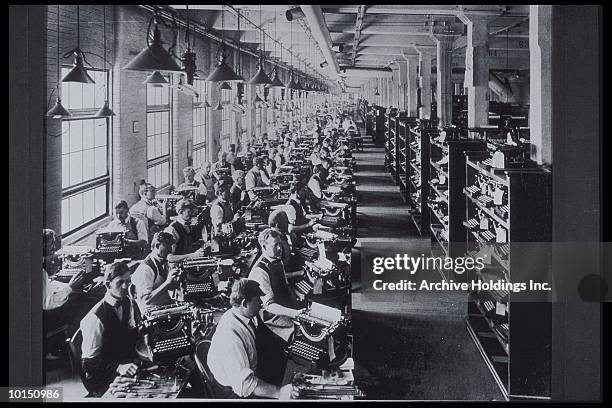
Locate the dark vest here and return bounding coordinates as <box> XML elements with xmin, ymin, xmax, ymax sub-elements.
<box><xmin>169</xmin><ymin>220</ymin><xmax>199</xmax><ymax>255</ymax></box>
<box><xmin>286</xmin><ymin>198</ymin><xmax>308</xmax><ymax>226</ymax></box>
<box><xmin>143</xmin><ymin>254</ymin><xmax>168</xmax><ymax>282</ymax></box>
<box><xmin>92</xmin><ymin>297</ymin><xmax>139</xmax><ymax>363</ymax></box>
<box><xmin>254</xmin><ymin>257</ymin><xmax>299</xmax><ymax>309</ymax></box>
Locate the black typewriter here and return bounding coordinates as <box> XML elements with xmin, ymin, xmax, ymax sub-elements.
<box><xmin>95</xmin><ymin>231</ymin><xmax>125</xmax><ymax>259</ymax></box>
<box><xmin>142</xmin><ymin>302</ymin><xmax>194</xmax><ymax>363</ymax></box>
<box><xmin>287</xmin><ymin>303</ymin><xmax>350</xmax><ymax>368</ymax></box>
<box><xmin>179</xmin><ymin>257</ymin><xmax>219</xmax><ymax>302</ymax></box>
<box><xmin>293</xmin><ymin>278</ymin><xmax>314</xmax><ymax>302</ymax></box>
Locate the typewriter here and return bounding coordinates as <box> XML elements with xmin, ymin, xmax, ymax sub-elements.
<box><xmin>174</xmin><ymin>185</ymin><xmax>199</xmax><ymax>200</ymax></box>
<box><xmin>303</xmin><ymin>257</ymin><xmax>350</xmax><ymax>293</ymax></box>
<box><xmin>288</xmin><ymin>302</ymin><xmax>350</xmax><ymax>368</ymax></box>
<box><xmin>95</xmin><ymin>231</ymin><xmax>125</xmax><ymax>259</ymax></box>
<box><xmin>54</xmin><ymin>246</ymin><xmax>100</xmax><ymax>283</ymax></box>
<box><xmin>179</xmin><ymin>257</ymin><xmax>220</xmax><ymax>302</ymax></box>
<box><xmin>141</xmin><ymin>302</ymin><xmax>194</xmax><ymax>363</ymax></box>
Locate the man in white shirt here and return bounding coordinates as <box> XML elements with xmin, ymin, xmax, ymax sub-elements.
<box><xmin>129</xmin><ymin>183</ymin><xmax>166</xmax><ymax>243</ymax></box>
<box><xmin>80</xmin><ymin>261</ymin><xmax>140</xmax><ymax>396</ymax></box>
<box><xmin>104</xmin><ymin>200</ymin><xmax>148</xmax><ymax>258</ymax></box>
<box><xmin>245</xmin><ymin>157</ymin><xmax>271</xmax><ymax>201</ymax></box>
<box><xmin>131</xmin><ymin>231</ymin><xmax>178</xmax><ymax>311</ymax></box>
<box><xmin>164</xmin><ymin>198</ymin><xmax>207</xmax><ymax>263</ymax></box>
<box><xmin>207</xmin><ymin>279</ymin><xmax>299</xmax><ymax>399</ymax></box>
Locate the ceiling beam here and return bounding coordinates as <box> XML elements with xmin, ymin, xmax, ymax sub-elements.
<box><xmin>351</xmin><ymin>5</ymin><xmax>366</xmax><ymax>66</ymax></box>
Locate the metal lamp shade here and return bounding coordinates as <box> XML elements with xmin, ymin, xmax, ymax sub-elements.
<box><xmin>269</xmin><ymin>69</ymin><xmax>285</xmax><ymax>88</ymax></box>
<box><xmin>286</xmin><ymin>73</ymin><xmax>299</xmax><ymax>90</ymax></box>
<box><xmin>46</xmin><ymin>98</ymin><xmax>71</xmax><ymax>118</ymax></box>
<box><xmin>124</xmin><ymin>27</ymin><xmax>182</xmax><ymax>72</ymax></box>
<box><xmin>62</xmin><ymin>53</ymin><xmax>95</xmax><ymax>84</ymax></box>
<box><xmin>94</xmin><ymin>100</ymin><xmax>116</xmax><ymax>117</ymax></box>
<box><xmin>219</xmin><ymin>82</ymin><xmax>232</xmax><ymax>90</ymax></box>
<box><xmin>144</xmin><ymin>71</ymin><xmax>169</xmax><ymax>85</ymax></box>
<box><xmin>249</xmin><ymin>65</ymin><xmax>273</xmax><ymax>85</ymax></box>
<box><xmin>213</xmin><ymin>100</ymin><xmax>224</xmax><ymax>110</ymax></box>
<box><xmin>206</xmin><ymin>56</ymin><xmax>243</xmax><ymax>82</ymax></box>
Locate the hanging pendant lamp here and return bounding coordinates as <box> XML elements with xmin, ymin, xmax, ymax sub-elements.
<box><xmin>62</xmin><ymin>6</ymin><xmax>95</xmax><ymax>83</ymax></box>
<box><xmin>213</xmin><ymin>100</ymin><xmax>224</xmax><ymax>110</ymax></box>
<box><xmin>94</xmin><ymin>6</ymin><xmax>115</xmax><ymax>117</ymax></box>
<box><xmin>124</xmin><ymin>10</ymin><xmax>182</xmax><ymax>72</ymax></box>
<box><xmin>47</xmin><ymin>5</ymin><xmax>71</xmax><ymax>118</ymax></box>
<box><xmin>249</xmin><ymin>56</ymin><xmax>273</xmax><ymax>85</ymax></box>
<box><xmin>269</xmin><ymin>67</ymin><xmax>285</xmax><ymax>88</ymax></box>
<box><xmin>219</xmin><ymin>82</ymin><xmax>232</xmax><ymax>90</ymax></box>
<box><xmin>207</xmin><ymin>6</ymin><xmax>242</xmax><ymax>82</ymax></box>
<box><xmin>144</xmin><ymin>71</ymin><xmax>169</xmax><ymax>85</ymax></box>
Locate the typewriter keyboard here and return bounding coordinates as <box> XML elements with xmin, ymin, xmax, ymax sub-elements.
<box><xmin>465</xmin><ymin>218</ymin><xmax>479</xmax><ymax>230</ymax></box>
<box><xmin>288</xmin><ymin>340</ymin><xmax>325</xmax><ymax>363</ymax></box>
<box><xmin>297</xmin><ymin>247</ymin><xmax>318</xmax><ymax>259</ymax></box>
<box><xmin>477</xmin><ymin>195</ymin><xmax>494</xmax><ymax>206</ymax></box>
<box><xmin>98</xmin><ymin>246</ymin><xmax>123</xmax><ymax>253</ymax></box>
<box><xmin>480</xmin><ymin>230</ymin><xmax>495</xmax><ymax>242</ymax></box>
<box><xmin>294</xmin><ymin>280</ymin><xmax>313</xmax><ymax>298</ymax></box>
<box><xmin>465</xmin><ymin>185</ymin><xmax>480</xmax><ymax>196</ymax></box>
<box><xmin>152</xmin><ymin>335</ymin><xmax>191</xmax><ymax>354</ymax></box>
<box><xmin>185</xmin><ymin>283</ymin><xmax>215</xmax><ymax>294</ymax></box>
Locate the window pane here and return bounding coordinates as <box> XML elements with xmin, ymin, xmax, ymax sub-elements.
<box><xmin>69</xmin><ymin>121</ymin><xmax>82</xmax><ymax>153</ymax></box>
<box><xmin>161</xmin><ymin>111</ymin><xmax>168</xmax><ymax>130</ymax></box>
<box><xmin>69</xmin><ymin>194</ymin><xmax>83</xmax><ymax>231</ymax></box>
<box><xmin>62</xmin><ymin>198</ymin><xmax>69</xmax><ymax>235</ymax></box>
<box><xmin>147</xmin><ymin>113</ymin><xmax>154</xmax><ymax>136</ymax></box>
<box><xmin>94</xmin><ymin>146</ymin><xmax>107</xmax><ymax>178</ymax></box>
<box><xmin>95</xmin><ymin>119</ymin><xmax>107</xmax><ymax>147</ymax></box>
<box><xmin>156</xmin><ymin>112</ymin><xmax>162</xmax><ymax>134</ymax></box>
<box><xmin>147</xmin><ymin>136</ymin><xmax>154</xmax><ymax>160</ymax></box>
<box><xmin>95</xmin><ymin>185</ymin><xmax>106</xmax><ymax>216</ymax></box>
<box><xmin>70</xmin><ymin>82</ymin><xmax>82</xmax><ymax>109</ymax></box>
<box><xmin>83</xmin><ymin>124</ymin><xmax>94</xmax><ymax>150</ymax></box>
<box><xmin>82</xmin><ymin>120</ymin><xmax>94</xmax><ymax>147</ymax></box>
<box><xmin>148</xmin><ymin>167</ymin><xmax>155</xmax><ymax>186</ymax></box>
<box><xmin>155</xmin><ymin>134</ymin><xmax>161</xmax><ymax>158</ymax></box>
<box><xmin>69</xmin><ymin>152</ymin><xmax>83</xmax><ymax>186</ymax></box>
<box><xmin>156</xmin><ymin>165</ymin><xmax>162</xmax><ymax>187</ymax></box>
<box><xmin>82</xmin><ymin>83</ymin><xmax>94</xmax><ymax>108</ymax></box>
<box><xmin>162</xmin><ymin>132</ymin><xmax>169</xmax><ymax>156</ymax></box>
<box><xmin>82</xmin><ymin>149</ymin><xmax>94</xmax><ymax>181</ymax></box>
<box><xmin>161</xmin><ymin>161</ymin><xmax>169</xmax><ymax>186</ymax></box>
<box><xmin>62</xmin><ymin>155</ymin><xmax>70</xmax><ymax>189</ymax></box>
<box><xmin>83</xmin><ymin>188</ymin><xmax>95</xmax><ymax>223</ymax></box>
<box><xmin>62</xmin><ymin>122</ymin><xmax>70</xmax><ymax>154</ymax></box>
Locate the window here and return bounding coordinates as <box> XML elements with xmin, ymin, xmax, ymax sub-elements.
<box><xmin>255</xmin><ymin>106</ymin><xmax>262</xmax><ymax>135</ymax></box>
<box><xmin>146</xmin><ymin>77</ymin><xmax>171</xmax><ymax>189</ymax></box>
<box><xmin>220</xmin><ymin>87</ymin><xmax>231</xmax><ymax>140</ymax></box>
<box><xmin>61</xmin><ymin>68</ymin><xmax>110</xmax><ymax>236</ymax></box>
<box><xmin>192</xmin><ymin>79</ymin><xmax>208</xmax><ymax>168</ymax></box>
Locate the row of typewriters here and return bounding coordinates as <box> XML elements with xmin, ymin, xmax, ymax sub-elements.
<box><xmin>54</xmin><ymin>140</ymin><xmax>358</xmax><ymax>370</ymax></box>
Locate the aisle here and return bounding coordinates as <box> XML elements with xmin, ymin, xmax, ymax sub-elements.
<box><xmin>350</xmin><ymin>130</ymin><xmax>503</xmax><ymax>400</ymax></box>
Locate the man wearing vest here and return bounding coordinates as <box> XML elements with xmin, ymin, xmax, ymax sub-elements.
<box><xmin>164</xmin><ymin>198</ymin><xmax>208</xmax><ymax>263</ymax></box>
<box><xmin>245</xmin><ymin>157</ymin><xmax>271</xmax><ymax>201</ymax></box>
<box><xmin>285</xmin><ymin>182</ymin><xmax>320</xmax><ymax>240</ymax></box>
<box><xmin>129</xmin><ymin>183</ymin><xmax>167</xmax><ymax>243</ymax></box>
<box><xmin>207</xmin><ymin>279</ymin><xmax>299</xmax><ymax>399</ymax></box>
<box><xmin>80</xmin><ymin>261</ymin><xmax>141</xmax><ymax>397</ymax></box>
<box><xmin>248</xmin><ymin>228</ymin><xmax>305</xmax><ymax>344</ymax></box>
<box><xmin>104</xmin><ymin>200</ymin><xmax>148</xmax><ymax>259</ymax></box>
<box><xmin>210</xmin><ymin>184</ymin><xmax>242</xmax><ymax>253</ymax></box>
<box><xmin>131</xmin><ymin>232</ymin><xmax>178</xmax><ymax>311</ymax></box>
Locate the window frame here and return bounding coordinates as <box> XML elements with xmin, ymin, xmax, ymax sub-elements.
<box><xmin>60</xmin><ymin>67</ymin><xmax>111</xmax><ymax>237</ymax></box>
<box><xmin>146</xmin><ymin>76</ymin><xmax>173</xmax><ymax>189</ymax></box>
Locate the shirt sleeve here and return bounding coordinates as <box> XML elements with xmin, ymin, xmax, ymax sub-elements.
<box><xmin>210</xmin><ymin>204</ymin><xmax>224</xmax><ymax>229</ymax></box>
<box><xmin>245</xmin><ymin>172</ymin><xmax>255</xmax><ymax>191</ymax></box>
<box><xmin>131</xmin><ymin>264</ymin><xmax>156</xmax><ymax>304</ymax></box>
<box><xmin>135</xmin><ymin>218</ymin><xmax>148</xmax><ymax>241</ymax></box>
<box><xmin>80</xmin><ymin>312</ymin><xmax>105</xmax><ymax>359</ymax></box>
<box><xmin>308</xmin><ymin>178</ymin><xmax>322</xmax><ymax>199</ymax></box>
<box><xmin>43</xmin><ymin>271</ymin><xmax>72</xmax><ymax>310</ymax></box>
<box><xmin>146</xmin><ymin>206</ymin><xmax>166</xmax><ymax>226</ymax></box>
<box><xmin>284</xmin><ymin>204</ymin><xmax>297</xmax><ymax>225</ymax></box>
<box><xmin>248</xmin><ymin>267</ymin><xmax>274</xmax><ymax>308</ymax></box>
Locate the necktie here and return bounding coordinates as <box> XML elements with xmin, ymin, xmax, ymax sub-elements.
<box><xmin>184</xmin><ymin>221</ymin><xmax>191</xmax><ymax>234</ymax></box>
<box><xmin>248</xmin><ymin>319</ymin><xmax>257</xmax><ymax>335</ymax></box>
